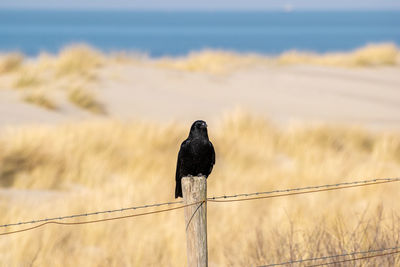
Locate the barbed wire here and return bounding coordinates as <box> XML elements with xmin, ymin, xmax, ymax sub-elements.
<box><xmin>307</xmin><ymin>249</ymin><xmax>400</xmax><ymax>267</ymax></box>
<box><xmin>1</xmin><ymin>177</ymin><xmax>398</xmax><ymax>231</ymax></box>
<box><xmin>0</xmin><ymin>200</ymin><xmax>182</xmax><ymax>229</ymax></box>
<box><xmin>0</xmin><ymin>201</ymin><xmax>203</xmax><ymax>236</ymax></box>
<box><xmin>208</xmin><ymin>177</ymin><xmax>400</xmax><ymax>202</ymax></box>
<box><xmin>259</xmin><ymin>245</ymin><xmax>400</xmax><ymax>267</ymax></box>
<box><xmin>207</xmin><ymin>179</ymin><xmax>396</xmax><ymax>203</ymax></box>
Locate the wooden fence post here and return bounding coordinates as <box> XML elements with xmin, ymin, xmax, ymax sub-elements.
<box><xmin>182</xmin><ymin>176</ymin><xmax>208</xmax><ymax>267</ymax></box>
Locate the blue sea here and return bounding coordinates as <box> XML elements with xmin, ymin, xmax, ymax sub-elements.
<box><xmin>0</xmin><ymin>10</ymin><xmax>399</xmax><ymax>57</ymax></box>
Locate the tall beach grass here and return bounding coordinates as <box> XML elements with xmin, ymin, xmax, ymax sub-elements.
<box><xmin>0</xmin><ymin>111</ymin><xmax>399</xmax><ymax>266</ymax></box>
<box><xmin>0</xmin><ymin>42</ymin><xmax>398</xmax><ymax>112</ymax></box>
<box><xmin>158</xmin><ymin>43</ymin><xmax>400</xmax><ymax>73</ymax></box>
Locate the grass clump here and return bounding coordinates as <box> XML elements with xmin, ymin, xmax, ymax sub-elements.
<box><xmin>67</xmin><ymin>86</ymin><xmax>106</xmax><ymax>114</ymax></box>
<box><xmin>1</xmin><ymin>45</ymin><xmax>107</xmax><ymax>114</ymax></box>
<box><xmin>0</xmin><ymin>53</ymin><xmax>23</xmax><ymax>73</ymax></box>
<box><xmin>158</xmin><ymin>50</ymin><xmax>268</xmax><ymax>74</ymax></box>
<box><xmin>22</xmin><ymin>91</ymin><xmax>58</xmax><ymax>110</ymax></box>
<box><xmin>12</xmin><ymin>70</ymin><xmax>41</xmax><ymax>89</ymax></box>
<box><xmin>278</xmin><ymin>43</ymin><xmax>399</xmax><ymax>67</ymax></box>
<box><xmin>157</xmin><ymin>43</ymin><xmax>399</xmax><ymax>73</ymax></box>
<box><xmin>56</xmin><ymin>44</ymin><xmax>104</xmax><ymax>77</ymax></box>
<box><xmin>351</xmin><ymin>43</ymin><xmax>398</xmax><ymax>66</ymax></box>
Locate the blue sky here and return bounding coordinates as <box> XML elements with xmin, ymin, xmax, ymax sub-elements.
<box><xmin>1</xmin><ymin>0</ymin><xmax>400</xmax><ymax>10</ymax></box>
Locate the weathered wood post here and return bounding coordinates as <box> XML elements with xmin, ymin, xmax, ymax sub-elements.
<box><xmin>182</xmin><ymin>176</ymin><xmax>208</xmax><ymax>267</ymax></box>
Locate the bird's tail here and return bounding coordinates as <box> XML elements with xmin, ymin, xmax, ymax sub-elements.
<box><xmin>175</xmin><ymin>180</ymin><xmax>182</xmax><ymax>198</ymax></box>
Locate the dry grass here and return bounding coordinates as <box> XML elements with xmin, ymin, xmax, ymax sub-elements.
<box><xmin>0</xmin><ymin>111</ymin><xmax>399</xmax><ymax>266</ymax></box>
<box><xmin>2</xmin><ymin>43</ymin><xmax>399</xmax><ymax>111</ymax></box>
<box><xmin>0</xmin><ymin>45</ymin><xmax>105</xmax><ymax>114</ymax></box>
<box><xmin>67</xmin><ymin>86</ymin><xmax>106</xmax><ymax>114</ymax></box>
<box><xmin>55</xmin><ymin>44</ymin><xmax>104</xmax><ymax>77</ymax></box>
<box><xmin>157</xmin><ymin>43</ymin><xmax>399</xmax><ymax>73</ymax></box>
<box><xmin>22</xmin><ymin>91</ymin><xmax>58</xmax><ymax>110</ymax></box>
<box><xmin>0</xmin><ymin>53</ymin><xmax>23</xmax><ymax>74</ymax></box>
<box><xmin>12</xmin><ymin>69</ymin><xmax>42</xmax><ymax>89</ymax></box>
<box><xmin>157</xmin><ymin>50</ymin><xmax>269</xmax><ymax>74</ymax></box>
<box><xmin>278</xmin><ymin>43</ymin><xmax>399</xmax><ymax>67</ymax></box>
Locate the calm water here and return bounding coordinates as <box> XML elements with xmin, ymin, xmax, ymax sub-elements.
<box><xmin>0</xmin><ymin>10</ymin><xmax>399</xmax><ymax>57</ymax></box>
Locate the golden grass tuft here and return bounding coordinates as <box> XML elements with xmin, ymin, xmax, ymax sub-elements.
<box><xmin>22</xmin><ymin>91</ymin><xmax>58</xmax><ymax>110</ymax></box>
<box><xmin>278</xmin><ymin>43</ymin><xmax>399</xmax><ymax>67</ymax></box>
<box><xmin>12</xmin><ymin>69</ymin><xmax>42</xmax><ymax>89</ymax></box>
<box><xmin>0</xmin><ymin>53</ymin><xmax>24</xmax><ymax>73</ymax></box>
<box><xmin>157</xmin><ymin>50</ymin><xmax>269</xmax><ymax>74</ymax></box>
<box><xmin>351</xmin><ymin>43</ymin><xmax>398</xmax><ymax>66</ymax></box>
<box><xmin>0</xmin><ymin>45</ymin><xmax>107</xmax><ymax>114</ymax></box>
<box><xmin>110</xmin><ymin>51</ymin><xmax>149</xmax><ymax>64</ymax></box>
<box><xmin>2</xmin><ymin>46</ymin><xmax>107</xmax><ymax>114</ymax></box>
<box><xmin>0</xmin><ymin>112</ymin><xmax>399</xmax><ymax>265</ymax></box>
<box><xmin>156</xmin><ymin>43</ymin><xmax>399</xmax><ymax>73</ymax></box>
<box><xmin>67</xmin><ymin>86</ymin><xmax>106</xmax><ymax>114</ymax></box>
<box><xmin>55</xmin><ymin>44</ymin><xmax>104</xmax><ymax>77</ymax></box>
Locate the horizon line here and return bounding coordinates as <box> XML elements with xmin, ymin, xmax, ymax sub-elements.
<box><xmin>1</xmin><ymin>7</ymin><xmax>400</xmax><ymax>12</ymax></box>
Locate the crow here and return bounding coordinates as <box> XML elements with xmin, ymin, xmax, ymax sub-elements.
<box><xmin>175</xmin><ymin>120</ymin><xmax>215</xmax><ymax>198</ymax></box>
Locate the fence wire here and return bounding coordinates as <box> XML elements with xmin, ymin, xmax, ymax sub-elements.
<box><xmin>306</xmin><ymin>249</ymin><xmax>400</xmax><ymax>267</ymax></box>
<box><xmin>1</xmin><ymin>176</ymin><xmax>400</xmax><ymax>266</ymax></box>
<box><xmin>259</xmin><ymin>246</ymin><xmax>400</xmax><ymax>267</ymax></box>
<box><xmin>0</xmin><ymin>200</ymin><xmax>182</xmax><ymax>229</ymax></box>
<box><xmin>0</xmin><ymin>201</ymin><xmax>203</xmax><ymax>236</ymax></box>
<box><xmin>207</xmin><ymin>177</ymin><xmax>400</xmax><ymax>202</ymax></box>
<box><xmin>1</xmin><ymin>177</ymin><xmax>398</xmax><ymax>230</ymax></box>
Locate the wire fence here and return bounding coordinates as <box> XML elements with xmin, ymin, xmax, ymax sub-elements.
<box><xmin>1</xmin><ymin>176</ymin><xmax>399</xmax><ymax>265</ymax></box>
<box><xmin>1</xmin><ymin>177</ymin><xmax>398</xmax><ymax>230</ymax></box>
<box><xmin>259</xmin><ymin>246</ymin><xmax>400</xmax><ymax>266</ymax></box>
<box><xmin>306</xmin><ymin>249</ymin><xmax>400</xmax><ymax>267</ymax></box>
<box><xmin>207</xmin><ymin>177</ymin><xmax>399</xmax><ymax>203</ymax></box>
<box><xmin>0</xmin><ymin>201</ymin><xmax>203</xmax><ymax>236</ymax></box>
<box><xmin>0</xmin><ymin>200</ymin><xmax>183</xmax><ymax>228</ymax></box>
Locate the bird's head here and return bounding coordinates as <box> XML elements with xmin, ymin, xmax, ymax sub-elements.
<box><xmin>189</xmin><ymin>120</ymin><xmax>209</xmax><ymax>139</ymax></box>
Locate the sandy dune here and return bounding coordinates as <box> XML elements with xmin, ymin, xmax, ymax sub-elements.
<box><xmin>1</xmin><ymin>64</ymin><xmax>400</xmax><ymax>130</ymax></box>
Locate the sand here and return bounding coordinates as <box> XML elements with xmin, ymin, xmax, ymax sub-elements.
<box><xmin>1</xmin><ymin>64</ymin><xmax>400</xmax><ymax>130</ymax></box>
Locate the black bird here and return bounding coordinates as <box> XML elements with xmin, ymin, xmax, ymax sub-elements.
<box><xmin>175</xmin><ymin>120</ymin><xmax>215</xmax><ymax>198</ymax></box>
